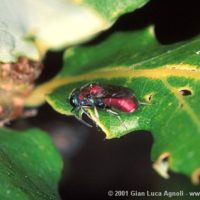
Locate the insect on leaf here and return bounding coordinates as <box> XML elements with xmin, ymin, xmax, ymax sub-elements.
<box><xmin>28</xmin><ymin>26</ymin><xmax>200</xmax><ymax>182</ymax></box>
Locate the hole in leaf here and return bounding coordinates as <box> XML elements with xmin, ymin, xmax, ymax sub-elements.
<box><xmin>153</xmin><ymin>152</ymin><xmax>170</xmax><ymax>179</ymax></box>
<box><xmin>179</xmin><ymin>89</ymin><xmax>192</xmax><ymax>96</ymax></box>
<box><xmin>192</xmin><ymin>168</ymin><xmax>200</xmax><ymax>185</ymax></box>
<box><xmin>144</xmin><ymin>93</ymin><xmax>154</xmax><ymax>102</ymax></box>
<box><xmin>148</xmin><ymin>95</ymin><xmax>153</xmax><ymax>101</ymax></box>
<box><xmin>161</xmin><ymin>154</ymin><xmax>169</xmax><ymax>163</ymax></box>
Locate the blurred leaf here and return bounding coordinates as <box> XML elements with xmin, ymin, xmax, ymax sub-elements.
<box><xmin>0</xmin><ymin>0</ymin><xmax>149</xmax><ymax>62</ymax></box>
<box><xmin>28</xmin><ymin>26</ymin><xmax>200</xmax><ymax>181</ymax></box>
<box><xmin>79</xmin><ymin>0</ymin><xmax>149</xmax><ymax>22</ymax></box>
<box><xmin>0</xmin><ymin>128</ymin><xmax>62</xmax><ymax>200</ymax></box>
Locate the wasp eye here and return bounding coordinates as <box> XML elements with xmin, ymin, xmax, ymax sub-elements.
<box><xmin>69</xmin><ymin>95</ymin><xmax>78</xmax><ymax>107</ymax></box>
<box><xmin>69</xmin><ymin>96</ymin><xmax>74</xmax><ymax>106</ymax></box>
<box><xmin>69</xmin><ymin>89</ymin><xmax>80</xmax><ymax>107</ymax></box>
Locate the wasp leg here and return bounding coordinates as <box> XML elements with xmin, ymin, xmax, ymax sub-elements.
<box><xmin>139</xmin><ymin>101</ymin><xmax>151</xmax><ymax>105</ymax></box>
<box><xmin>93</xmin><ymin>106</ymin><xmax>99</xmax><ymax>121</ymax></box>
<box><xmin>106</xmin><ymin>109</ymin><xmax>127</xmax><ymax>130</ymax></box>
<box><xmin>82</xmin><ymin>106</ymin><xmax>101</xmax><ymax>129</ymax></box>
<box><xmin>72</xmin><ymin>107</ymin><xmax>93</xmax><ymax>128</ymax></box>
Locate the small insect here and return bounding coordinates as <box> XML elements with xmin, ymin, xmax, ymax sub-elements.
<box><xmin>69</xmin><ymin>83</ymin><xmax>139</xmax><ymax>128</ymax></box>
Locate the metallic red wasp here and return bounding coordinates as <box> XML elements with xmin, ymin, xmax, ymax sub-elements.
<box><xmin>69</xmin><ymin>83</ymin><xmax>138</xmax><ymax>127</ymax></box>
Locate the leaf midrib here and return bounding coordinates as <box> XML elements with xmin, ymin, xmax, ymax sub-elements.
<box><xmin>26</xmin><ymin>63</ymin><xmax>200</xmax><ymax>107</ymax></box>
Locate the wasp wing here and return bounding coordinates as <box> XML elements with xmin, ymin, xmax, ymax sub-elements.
<box><xmin>101</xmin><ymin>85</ymin><xmax>133</xmax><ymax>98</ymax></box>
<box><xmin>80</xmin><ymin>83</ymin><xmax>134</xmax><ymax>98</ymax></box>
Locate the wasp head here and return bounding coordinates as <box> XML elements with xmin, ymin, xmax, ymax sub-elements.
<box><xmin>69</xmin><ymin>89</ymin><xmax>80</xmax><ymax>108</ymax></box>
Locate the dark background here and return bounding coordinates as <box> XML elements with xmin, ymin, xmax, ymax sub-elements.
<box><xmin>13</xmin><ymin>0</ymin><xmax>200</xmax><ymax>199</ymax></box>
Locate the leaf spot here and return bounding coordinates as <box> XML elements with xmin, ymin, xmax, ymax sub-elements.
<box><xmin>153</xmin><ymin>152</ymin><xmax>170</xmax><ymax>179</ymax></box>
<box><xmin>144</xmin><ymin>93</ymin><xmax>154</xmax><ymax>102</ymax></box>
<box><xmin>180</xmin><ymin>103</ymin><xmax>184</xmax><ymax>108</ymax></box>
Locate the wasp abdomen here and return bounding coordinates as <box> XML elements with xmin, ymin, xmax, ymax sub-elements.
<box><xmin>103</xmin><ymin>97</ymin><xmax>138</xmax><ymax>113</ymax></box>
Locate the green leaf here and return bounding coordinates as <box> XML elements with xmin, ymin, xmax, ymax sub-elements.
<box><xmin>0</xmin><ymin>0</ymin><xmax>149</xmax><ymax>62</ymax></box>
<box><xmin>28</xmin><ymin>26</ymin><xmax>200</xmax><ymax>181</ymax></box>
<box><xmin>0</xmin><ymin>128</ymin><xmax>62</xmax><ymax>200</ymax></box>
